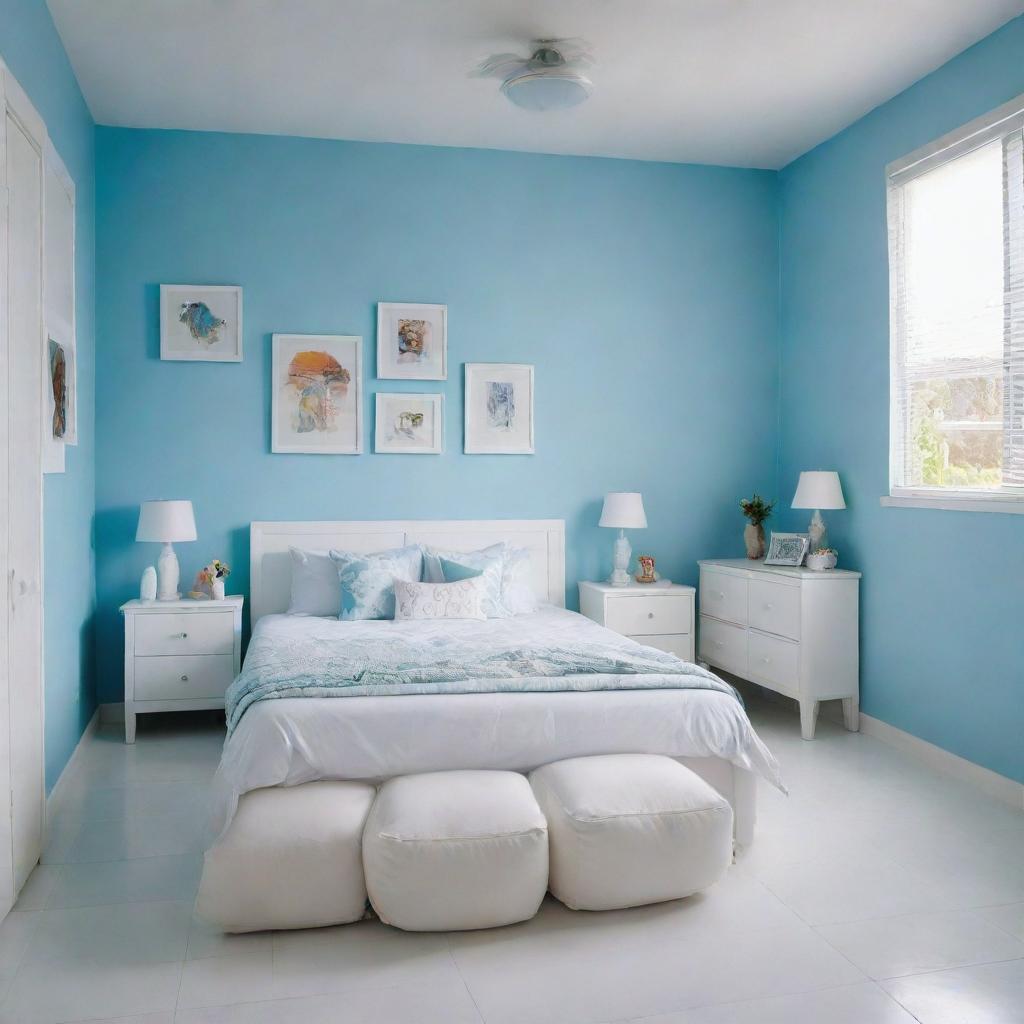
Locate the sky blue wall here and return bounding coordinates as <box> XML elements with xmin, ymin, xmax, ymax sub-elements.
<box><xmin>2</xmin><ymin>0</ymin><xmax>96</xmax><ymax>790</ymax></box>
<box><xmin>779</xmin><ymin>17</ymin><xmax>1024</xmax><ymax>782</ymax></box>
<box><xmin>94</xmin><ymin>127</ymin><xmax>780</xmax><ymax>703</ymax></box>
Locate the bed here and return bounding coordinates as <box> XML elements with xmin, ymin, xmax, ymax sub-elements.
<box><xmin>207</xmin><ymin>519</ymin><xmax>781</xmax><ymax>850</ymax></box>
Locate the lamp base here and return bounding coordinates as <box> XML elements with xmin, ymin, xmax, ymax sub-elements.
<box><xmin>156</xmin><ymin>542</ymin><xmax>181</xmax><ymax>601</ymax></box>
<box><xmin>807</xmin><ymin>510</ymin><xmax>827</xmax><ymax>554</ymax></box>
<box><xmin>608</xmin><ymin>530</ymin><xmax>632</xmax><ymax>588</ymax></box>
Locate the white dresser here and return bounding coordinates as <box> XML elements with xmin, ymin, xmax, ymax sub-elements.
<box><xmin>121</xmin><ymin>596</ymin><xmax>243</xmax><ymax>743</ymax></box>
<box><xmin>579</xmin><ymin>581</ymin><xmax>695</xmax><ymax>661</ymax></box>
<box><xmin>697</xmin><ymin>559</ymin><xmax>860</xmax><ymax>739</ymax></box>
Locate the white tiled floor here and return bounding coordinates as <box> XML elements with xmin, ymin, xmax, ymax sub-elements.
<box><xmin>2</xmin><ymin>695</ymin><xmax>1022</xmax><ymax>1024</ymax></box>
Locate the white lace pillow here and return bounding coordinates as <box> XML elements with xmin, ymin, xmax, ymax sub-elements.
<box><xmin>393</xmin><ymin>577</ymin><xmax>486</xmax><ymax>621</ymax></box>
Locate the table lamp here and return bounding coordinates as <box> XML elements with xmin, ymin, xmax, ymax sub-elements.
<box><xmin>136</xmin><ymin>499</ymin><xmax>197</xmax><ymax>601</ymax></box>
<box><xmin>791</xmin><ymin>472</ymin><xmax>845</xmax><ymax>553</ymax></box>
<box><xmin>599</xmin><ymin>492</ymin><xmax>647</xmax><ymax>587</ymax></box>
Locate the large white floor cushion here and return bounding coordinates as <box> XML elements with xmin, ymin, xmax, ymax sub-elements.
<box><xmin>529</xmin><ymin>754</ymin><xmax>733</xmax><ymax>911</ymax></box>
<box><xmin>362</xmin><ymin>770</ymin><xmax>548</xmax><ymax>931</ymax></box>
<box><xmin>197</xmin><ymin>780</ymin><xmax>376</xmax><ymax>933</ymax></box>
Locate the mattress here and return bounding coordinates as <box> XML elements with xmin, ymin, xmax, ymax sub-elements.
<box><xmin>209</xmin><ymin>606</ymin><xmax>782</xmax><ymax>836</ymax></box>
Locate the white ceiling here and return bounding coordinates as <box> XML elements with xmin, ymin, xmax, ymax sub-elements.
<box><xmin>47</xmin><ymin>0</ymin><xmax>1024</xmax><ymax>169</ymax></box>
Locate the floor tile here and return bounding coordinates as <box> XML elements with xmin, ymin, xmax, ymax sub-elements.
<box><xmin>173</xmin><ymin>980</ymin><xmax>483</xmax><ymax>1023</ymax></box>
<box><xmin>630</xmin><ymin>981</ymin><xmax>918</xmax><ymax>1023</ymax></box>
<box><xmin>186</xmin><ymin>914</ymin><xmax>273</xmax><ymax>960</ymax></box>
<box><xmin>177</xmin><ymin>951</ymin><xmax>279</xmax><ymax>1010</ymax></box>
<box><xmin>0</xmin><ymin>957</ymin><xmax>181</xmax><ymax>1024</ymax></box>
<box><xmin>12</xmin><ymin>866</ymin><xmax>61</xmax><ymax>911</ymax></box>
<box><xmin>883</xmin><ymin>957</ymin><xmax>1024</xmax><ymax>1024</ymax></box>
<box><xmin>0</xmin><ymin>911</ymin><xmax>40</xmax><ymax>997</ymax></box>
<box><xmin>61</xmin><ymin>1015</ymin><xmax>173</xmax><ymax>1024</ymax></box>
<box><xmin>979</xmin><ymin>902</ymin><xmax>1024</xmax><ymax>943</ymax></box>
<box><xmin>816</xmin><ymin>908</ymin><xmax>1024</xmax><ymax>980</ymax></box>
<box><xmin>22</xmin><ymin>900</ymin><xmax>192</xmax><ymax>965</ymax></box>
<box><xmin>452</xmin><ymin>918</ymin><xmax>863</xmax><ymax>1024</ymax></box>
<box><xmin>44</xmin><ymin>854</ymin><xmax>202</xmax><ymax>909</ymax></box>
<box><xmin>67</xmin><ymin>813</ymin><xmax>205</xmax><ymax>862</ymax></box>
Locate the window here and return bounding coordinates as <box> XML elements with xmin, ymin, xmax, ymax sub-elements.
<box><xmin>887</xmin><ymin>98</ymin><xmax>1024</xmax><ymax>509</ymax></box>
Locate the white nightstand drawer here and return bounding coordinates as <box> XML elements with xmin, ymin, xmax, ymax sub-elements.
<box><xmin>699</xmin><ymin>569</ymin><xmax>748</xmax><ymax>627</ymax></box>
<box><xmin>748</xmin><ymin>579</ymin><xmax>801</xmax><ymax>641</ymax></box>
<box><xmin>699</xmin><ymin>615</ymin><xmax>747</xmax><ymax>676</ymax></box>
<box><xmin>630</xmin><ymin>633</ymin><xmax>693</xmax><ymax>660</ymax></box>
<box><xmin>605</xmin><ymin>595</ymin><xmax>690</xmax><ymax>636</ymax></box>
<box><xmin>134</xmin><ymin>654</ymin><xmax>235</xmax><ymax>701</ymax></box>
<box><xmin>134</xmin><ymin>612</ymin><xmax>234</xmax><ymax>657</ymax></box>
<box><xmin>748</xmin><ymin>631</ymin><xmax>800</xmax><ymax>695</ymax></box>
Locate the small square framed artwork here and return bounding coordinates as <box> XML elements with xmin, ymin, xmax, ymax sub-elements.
<box><xmin>377</xmin><ymin>302</ymin><xmax>446</xmax><ymax>380</ymax></box>
<box><xmin>374</xmin><ymin>393</ymin><xmax>444</xmax><ymax>454</ymax></box>
<box><xmin>764</xmin><ymin>532</ymin><xmax>810</xmax><ymax>566</ymax></box>
<box><xmin>272</xmin><ymin>334</ymin><xmax>363</xmax><ymax>454</ymax></box>
<box><xmin>160</xmin><ymin>285</ymin><xmax>242</xmax><ymax>362</ymax></box>
<box><xmin>464</xmin><ymin>363</ymin><xmax>535</xmax><ymax>454</ymax></box>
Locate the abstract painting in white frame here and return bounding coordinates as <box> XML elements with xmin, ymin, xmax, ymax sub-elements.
<box><xmin>464</xmin><ymin>363</ymin><xmax>535</xmax><ymax>454</ymax></box>
<box><xmin>375</xmin><ymin>393</ymin><xmax>443</xmax><ymax>454</ymax></box>
<box><xmin>272</xmin><ymin>334</ymin><xmax>363</xmax><ymax>454</ymax></box>
<box><xmin>160</xmin><ymin>284</ymin><xmax>242</xmax><ymax>362</ymax></box>
<box><xmin>377</xmin><ymin>302</ymin><xmax>447</xmax><ymax>380</ymax></box>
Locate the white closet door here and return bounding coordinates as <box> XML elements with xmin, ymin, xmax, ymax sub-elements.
<box><xmin>5</xmin><ymin>105</ymin><xmax>45</xmax><ymax>893</ymax></box>
<box><xmin>0</xmin><ymin>181</ymin><xmax>12</xmax><ymax>916</ymax></box>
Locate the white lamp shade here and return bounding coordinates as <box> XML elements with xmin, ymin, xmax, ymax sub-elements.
<box><xmin>792</xmin><ymin>472</ymin><xmax>846</xmax><ymax>510</ymax></box>
<box><xmin>136</xmin><ymin>500</ymin><xmax>197</xmax><ymax>543</ymax></box>
<box><xmin>599</xmin><ymin>492</ymin><xmax>648</xmax><ymax>529</ymax></box>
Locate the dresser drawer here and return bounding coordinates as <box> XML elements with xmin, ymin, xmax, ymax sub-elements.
<box><xmin>699</xmin><ymin>570</ymin><xmax>748</xmax><ymax>627</ymax></box>
<box><xmin>133</xmin><ymin>612</ymin><xmax>234</xmax><ymax>657</ymax></box>
<box><xmin>605</xmin><ymin>595</ymin><xmax>691</xmax><ymax>636</ymax></box>
<box><xmin>630</xmin><ymin>633</ymin><xmax>693</xmax><ymax>660</ymax></box>
<box><xmin>134</xmin><ymin>654</ymin><xmax>235</xmax><ymax>701</ymax></box>
<box><xmin>748</xmin><ymin>579</ymin><xmax>801</xmax><ymax>641</ymax></box>
<box><xmin>698</xmin><ymin>616</ymin><xmax>747</xmax><ymax>676</ymax></box>
<box><xmin>748</xmin><ymin>631</ymin><xmax>800</xmax><ymax>695</ymax></box>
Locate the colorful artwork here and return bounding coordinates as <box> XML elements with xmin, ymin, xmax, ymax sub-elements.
<box><xmin>464</xmin><ymin>363</ymin><xmax>535</xmax><ymax>455</ymax></box>
<box><xmin>377</xmin><ymin>303</ymin><xmax>447</xmax><ymax>380</ymax></box>
<box><xmin>272</xmin><ymin>335</ymin><xmax>362</xmax><ymax>454</ymax></box>
<box><xmin>161</xmin><ymin>285</ymin><xmax>243</xmax><ymax>362</ymax></box>
<box><xmin>49</xmin><ymin>338</ymin><xmax>67</xmax><ymax>439</ymax></box>
<box><xmin>486</xmin><ymin>381</ymin><xmax>515</xmax><ymax>430</ymax></box>
<box><xmin>635</xmin><ymin>555</ymin><xmax>657</xmax><ymax>584</ymax></box>
<box><xmin>375</xmin><ymin>393</ymin><xmax>443</xmax><ymax>454</ymax></box>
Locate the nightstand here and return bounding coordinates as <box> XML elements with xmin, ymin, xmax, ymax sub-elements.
<box><xmin>120</xmin><ymin>596</ymin><xmax>243</xmax><ymax>743</ymax></box>
<box><xmin>578</xmin><ymin>581</ymin><xmax>695</xmax><ymax>661</ymax></box>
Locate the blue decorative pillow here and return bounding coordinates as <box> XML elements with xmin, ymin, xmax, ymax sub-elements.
<box><xmin>329</xmin><ymin>545</ymin><xmax>423</xmax><ymax>621</ymax></box>
<box><xmin>438</xmin><ymin>557</ymin><xmax>483</xmax><ymax>582</ymax></box>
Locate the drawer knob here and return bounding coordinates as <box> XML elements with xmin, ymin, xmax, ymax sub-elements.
<box><xmin>761</xmin><ymin>656</ymin><xmax>771</xmax><ymax>664</ymax></box>
<box><xmin>713</xmin><ymin>639</ymin><xmax>723</xmax><ymax>647</ymax></box>
<box><xmin>177</xmin><ymin>632</ymin><xmax>188</xmax><ymax>639</ymax></box>
<box><xmin>717</xmin><ymin>591</ymin><xmax>725</xmax><ymax>599</ymax></box>
<box><xmin>180</xmin><ymin>674</ymin><xmax>189</xmax><ymax>682</ymax></box>
<box><xmin>764</xmin><ymin>604</ymin><xmax>773</xmax><ymax>611</ymax></box>
<box><xmin>647</xmin><ymin>612</ymin><xmax>654</xmax><ymax>619</ymax></box>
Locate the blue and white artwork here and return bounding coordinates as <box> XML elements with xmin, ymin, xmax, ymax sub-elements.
<box><xmin>465</xmin><ymin>363</ymin><xmax>535</xmax><ymax>454</ymax></box>
<box><xmin>486</xmin><ymin>381</ymin><xmax>515</xmax><ymax>430</ymax></box>
<box><xmin>161</xmin><ymin>285</ymin><xmax>243</xmax><ymax>362</ymax></box>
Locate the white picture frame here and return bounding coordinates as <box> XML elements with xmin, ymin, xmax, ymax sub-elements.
<box><xmin>160</xmin><ymin>284</ymin><xmax>242</xmax><ymax>362</ymax></box>
<box><xmin>464</xmin><ymin>363</ymin><xmax>535</xmax><ymax>455</ymax></box>
<box><xmin>377</xmin><ymin>302</ymin><xmax>447</xmax><ymax>380</ymax></box>
<box><xmin>765</xmin><ymin>532</ymin><xmax>810</xmax><ymax>566</ymax></box>
<box><xmin>374</xmin><ymin>393</ymin><xmax>444</xmax><ymax>454</ymax></box>
<box><xmin>272</xmin><ymin>334</ymin><xmax>363</xmax><ymax>454</ymax></box>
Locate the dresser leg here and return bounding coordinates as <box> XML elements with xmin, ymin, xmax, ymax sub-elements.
<box><xmin>125</xmin><ymin>707</ymin><xmax>136</xmax><ymax>744</ymax></box>
<box><xmin>842</xmin><ymin>697</ymin><xmax>860</xmax><ymax>732</ymax></box>
<box><xmin>799</xmin><ymin>699</ymin><xmax>819</xmax><ymax>740</ymax></box>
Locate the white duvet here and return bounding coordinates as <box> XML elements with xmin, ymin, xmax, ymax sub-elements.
<box><xmin>209</xmin><ymin>606</ymin><xmax>782</xmax><ymax>837</ymax></box>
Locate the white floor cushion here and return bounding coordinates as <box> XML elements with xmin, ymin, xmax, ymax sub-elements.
<box><xmin>197</xmin><ymin>780</ymin><xmax>376</xmax><ymax>933</ymax></box>
<box><xmin>362</xmin><ymin>770</ymin><xmax>548</xmax><ymax>932</ymax></box>
<box><xmin>529</xmin><ymin>754</ymin><xmax>733</xmax><ymax>911</ymax></box>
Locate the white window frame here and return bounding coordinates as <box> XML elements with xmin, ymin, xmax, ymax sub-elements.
<box><xmin>884</xmin><ymin>92</ymin><xmax>1024</xmax><ymax>515</ymax></box>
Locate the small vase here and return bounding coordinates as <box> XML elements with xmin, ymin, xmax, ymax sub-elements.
<box><xmin>211</xmin><ymin>577</ymin><xmax>226</xmax><ymax>601</ymax></box>
<box><xmin>743</xmin><ymin>523</ymin><xmax>765</xmax><ymax>560</ymax></box>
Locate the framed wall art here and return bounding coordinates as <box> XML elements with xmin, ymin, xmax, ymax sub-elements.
<box><xmin>160</xmin><ymin>284</ymin><xmax>242</xmax><ymax>362</ymax></box>
<box><xmin>464</xmin><ymin>362</ymin><xmax>534</xmax><ymax>455</ymax></box>
<box><xmin>377</xmin><ymin>302</ymin><xmax>446</xmax><ymax>380</ymax></box>
<box><xmin>374</xmin><ymin>393</ymin><xmax>443</xmax><ymax>454</ymax></box>
<box><xmin>272</xmin><ymin>334</ymin><xmax>363</xmax><ymax>454</ymax></box>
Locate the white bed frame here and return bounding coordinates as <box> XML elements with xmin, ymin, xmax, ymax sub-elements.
<box><xmin>250</xmin><ymin>519</ymin><xmax>566</xmax><ymax>625</ymax></box>
<box><xmin>244</xmin><ymin>518</ymin><xmax>755</xmax><ymax>847</ymax></box>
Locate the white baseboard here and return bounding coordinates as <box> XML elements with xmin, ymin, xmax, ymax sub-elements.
<box><xmin>45</xmin><ymin>708</ymin><xmax>99</xmax><ymax>820</ymax></box>
<box><xmin>859</xmin><ymin>712</ymin><xmax>1024</xmax><ymax>812</ymax></box>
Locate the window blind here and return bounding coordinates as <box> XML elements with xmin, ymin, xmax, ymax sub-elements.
<box><xmin>888</xmin><ymin>101</ymin><xmax>1024</xmax><ymax>499</ymax></box>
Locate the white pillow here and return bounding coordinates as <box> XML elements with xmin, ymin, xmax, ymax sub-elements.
<box><xmin>422</xmin><ymin>543</ymin><xmax>538</xmax><ymax>616</ymax></box>
<box><xmin>502</xmin><ymin>545</ymin><xmax>539</xmax><ymax>615</ymax></box>
<box><xmin>394</xmin><ymin>577</ymin><xmax>487</xmax><ymax>621</ymax></box>
<box><xmin>287</xmin><ymin>547</ymin><xmax>340</xmax><ymax>616</ymax></box>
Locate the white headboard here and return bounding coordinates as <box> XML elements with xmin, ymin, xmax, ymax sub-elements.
<box><xmin>250</xmin><ymin>519</ymin><xmax>566</xmax><ymax>625</ymax></box>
